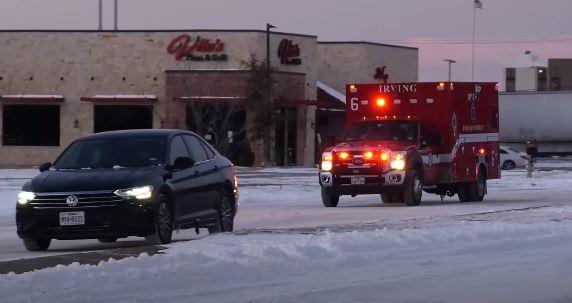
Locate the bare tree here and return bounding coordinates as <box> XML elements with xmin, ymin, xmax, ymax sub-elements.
<box><xmin>185</xmin><ymin>54</ymin><xmax>275</xmax><ymax>166</ymax></box>
<box><xmin>186</xmin><ymin>99</ymin><xmax>246</xmax><ymax>160</ymax></box>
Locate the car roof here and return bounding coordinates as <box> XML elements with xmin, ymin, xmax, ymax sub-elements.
<box><xmin>79</xmin><ymin>129</ymin><xmax>193</xmax><ymax>140</ymax></box>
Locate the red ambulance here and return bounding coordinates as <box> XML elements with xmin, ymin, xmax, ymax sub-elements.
<box><xmin>318</xmin><ymin>82</ymin><xmax>500</xmax><ymax>207</ymax></box>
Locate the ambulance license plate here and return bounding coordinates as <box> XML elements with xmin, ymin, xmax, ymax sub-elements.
<box><xmin>59</xmin><ymin>212</ymin><xmax>85</xmax><ymax>226</ymax></box>
<box><xmin>350</xmin><ymin>177</ymin><xmax>366</xmax><ymax>185</ymax></box>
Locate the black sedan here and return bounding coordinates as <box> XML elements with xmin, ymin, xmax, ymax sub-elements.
<box><xmin>16</xmin><ymin>129</ymin><xmax>238</xmax><ymax>251</ymax></box>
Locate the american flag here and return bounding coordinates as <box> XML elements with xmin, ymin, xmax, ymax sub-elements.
<box><xmin>474</xmin><ymin>0</ymin><xmax>483</xmax><ymax>9</ymax></box>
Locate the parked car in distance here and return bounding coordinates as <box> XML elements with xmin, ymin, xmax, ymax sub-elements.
<box><xmin>16</xmin><ymin>129</ymin><xmax>238</xmax><ymax>251</ymax></box>
<box><xmin>500</xmin><ymin>145</ymin><xmax>527</xmax><ymax>170</ymax></box>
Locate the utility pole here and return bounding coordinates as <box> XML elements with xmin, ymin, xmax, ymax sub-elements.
<box><xmin>98</xmin><ymin>0</ymin><xmax>103</xmax><ymax>30</ymax></box>
<box><xmin>114</xmin><ymin>0</ymin><xmax>118</xmax><ymax>31</ymax></box>
<box><xmin>265</xmin><ymin>23</ymin><xmax>276</xmax><ymax>166</ymax></box>
<box><xmin>444</xmin><ymin>59</ymin><xmax>456</xmax><ymax>82</ymax></box>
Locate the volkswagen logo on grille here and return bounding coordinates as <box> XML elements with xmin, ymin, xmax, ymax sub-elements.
<box><xmin>66</xmin><ymin>195</ymin><xmax>79</xmax><ymax>207</ymax></box>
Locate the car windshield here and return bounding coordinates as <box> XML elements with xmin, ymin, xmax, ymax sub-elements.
<box><xmin>345</xmin><ymin>121</ymin><xmax>418</xmax><ymax>142</ymax></box>
<box><xmin>53</xmin><ymin>137</ymin><xmax>166</xmax><ymax>169</ymax></box>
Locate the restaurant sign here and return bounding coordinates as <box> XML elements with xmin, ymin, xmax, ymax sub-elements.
<box><xmin>278</xmin><ymin>39</ymin><xmax>302</xmax><ymax>65</ymax></box>
<box><xmin>167</xmin><ymin>34</ymin><xmax>228</xmax><ymax>62</ymax></box>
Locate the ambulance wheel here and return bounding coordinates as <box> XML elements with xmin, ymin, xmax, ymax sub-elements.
<box><xmin>321</xmin><ymin>187</ymin><xmax>339</xmax><ymax>207</ymax></box>
<box><xmin>381</xmin><ymin>193</ymin><xmax>394</xmax><ymax>204</ymax></box>
<box><xmin>457</xmin><ymin>183</ymin><xmax>470</xmax><ymax>202</ymax></box>
<box><xmin>468</xmin><ymin>167</ymin><xmax>486</xmax><ymax>202</ymax></box>
<box><xmin>403</xmin><ymin>170</ymin><xmax>422</xmax><ymax>206</ymax></box>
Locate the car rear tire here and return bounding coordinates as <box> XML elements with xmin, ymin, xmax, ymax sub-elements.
<box><xmin>97</xmin><ymin>237</ymin><xmax>117</xmax><ymax>243</ymax></box>
<box><xmin>145</xmin><ymin>194</ymin><xmax>173</xmax><ymax>245</ymax></box>
<box><xmin>502</xmin><ymin>160</ymin><xmax>516</xmax><ymax>170</ymax></box>
<box><xmin>209</xmin><ymin>192</ymin><xmax>234</xmax><ymax>234</ymax></box>
<box><xmin>403</xmin><ymin>171</ymin><xmax>422</xmax><ymax>206</ymax></box>
<box><xmin>23</xmin><ymin>238</ymin><xmax>51</xmax><ymax>251</ymax></box>
<box><xmin>321</xmin><ymin>187</ymin><xmax>339</xmax><ymax>207</ymax></box>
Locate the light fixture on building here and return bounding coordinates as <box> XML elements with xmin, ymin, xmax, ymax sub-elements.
<box><xmin>74</xmin><ymin>119</ymin><xmax>79</xmax><ymax>128</ymax></box>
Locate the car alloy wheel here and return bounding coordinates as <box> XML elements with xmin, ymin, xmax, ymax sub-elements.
<box><xmin>157</xmin><ymin>199</ymin><xmax>172</xmax><ymax>243</ymax></box>
<box><xmin>220</xmin><ymin>196</ymin><xmax>234</xmax><ymax>232</ymax></box>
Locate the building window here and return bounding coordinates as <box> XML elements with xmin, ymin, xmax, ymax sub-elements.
<box><xmin>94</xmin><ymin>105</ymin><xmax>153</xmax><ymax>133</ymax></box>
<box><xmin>2</xmin><ymin>104</ymin><xmax>60</xmax><ymax>146</ymax></box>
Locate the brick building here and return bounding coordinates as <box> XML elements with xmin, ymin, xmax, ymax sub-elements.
<box><xmin>0</xmin><ymin>30</ymin><xmax>418</xmax><ymax>167</ymax></box>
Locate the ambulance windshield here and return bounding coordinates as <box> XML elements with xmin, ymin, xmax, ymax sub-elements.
<box><xmin>345</xmin><ymin>120</ymin><xmax>418</xmax><ymax>142</ymax></box>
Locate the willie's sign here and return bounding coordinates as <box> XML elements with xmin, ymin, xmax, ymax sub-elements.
<box><xmin>167</xmin><ymin>34</ymin><xmax>228</xmax><ymax>62</ymax></box>
<box><xmin>278</xmin><ymin>39</ymin><xmax>302</xmax><ymax>65</ymax></box>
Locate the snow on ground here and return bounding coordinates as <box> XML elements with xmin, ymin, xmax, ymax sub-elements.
<box><xmin>2</xmin><ymin>164</ymin><xmax>572</xmax><ymax>302</ymax></box>
<box><xmin>2</xmin><ymin>220</ymin><xmax>572</xmax><ymax>303</ymax></box>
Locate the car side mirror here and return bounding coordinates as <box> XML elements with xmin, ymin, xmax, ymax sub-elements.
<box><xmin>39</xmin><ymin>162</ymin><xmax>52</xmax><ymax>172</ymax></box>
<box><xmin>170</xmin><ymin>157</ymin><xmax>195</xmax><ymax>170</ymax></box>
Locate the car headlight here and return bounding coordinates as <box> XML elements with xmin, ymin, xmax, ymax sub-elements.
<box><xmin>390</xmin><ymin>152</ymin><xmax>406</xmax><ymax>170</ymax></box>
<box><xmin>17</xmin><ymin>191</ymin><xmax>35</xmax><ymax>205</ymax></box>
<box><xmin>114</xmin><ymin>186</ymin><xmax>153</xmax><ymax>200</ymax></box>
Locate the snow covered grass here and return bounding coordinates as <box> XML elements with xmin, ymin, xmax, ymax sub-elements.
<box><xmin>2</xmin><ymin>221</ymin><xmax>572</xmax><ymax>302</ymax></box>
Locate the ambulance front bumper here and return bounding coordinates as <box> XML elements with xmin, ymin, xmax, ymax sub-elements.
<box><xmin>319</xmin><ymin>170</ymin><xmax>406</xmax><ymax>190</ymax></box>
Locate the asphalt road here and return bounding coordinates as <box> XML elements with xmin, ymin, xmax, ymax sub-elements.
<box><xmin>0</xmin><ymin>167</ymin><xmax>571</xmax><ymax>273</ymax></box>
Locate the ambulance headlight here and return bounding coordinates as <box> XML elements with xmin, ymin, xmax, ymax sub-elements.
<box><xmin>321</xmin><ymin>161</ymin><xmax>333</xmax><ymax>171</ymax></box>
<box><xmin>321</xmin><ymin>152</ymin><xmax>333</xmax><ymax>171</ymax></box>
<box><xmin>390</xmin><ymin>152</ymin><xmax>406</xmax><ymax>170</ymax></box>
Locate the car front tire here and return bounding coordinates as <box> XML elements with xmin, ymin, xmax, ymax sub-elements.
<box><xmin>146</xmin><ymin>194</ymin><xmax>173</xmax><ymax>245</ymax></box>
<box><xmin>23</xmin><ymin>238</ymin><xmax>51</xmax><ymax>251</ymax></box>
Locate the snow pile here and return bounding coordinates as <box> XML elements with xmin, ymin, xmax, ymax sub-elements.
<box><xmin>2</xmin><ymin>221</ymin><xmax>572</xmax><ymax>302</ymax></box>
<box><xmin>490</xmin><ymin>169</ymin><xmax>572</xmax><ymax>191</ymax></box>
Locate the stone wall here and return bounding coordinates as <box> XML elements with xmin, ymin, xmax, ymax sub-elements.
<box><xmin>317</xmin><ymin>42</ymin><xmax>419</xmax><ymax>93</ymax></box>
<box><xmin>0</xmin><ymin>30</ymin><xmax>317</xmax><ymax>166</ymax></box>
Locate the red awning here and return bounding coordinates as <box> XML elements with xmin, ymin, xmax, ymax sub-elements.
<box><xmin>174</xmin><ymin>97</ymin><xmax>343</xmax><ymax>109</ymax></box>
<box><xmin>276</xmin><ymin>99</ymin><xmax>344</xmax><ymax>109</ymax></box>
<box><xmin>174</xmin><ymin>96</ymin><xmax>245</xmax><ymax>103</ymax></box>
<box><xmin>81</xmin><ymin>95</ymin><xmax>157</xmax><ymax>103</ymax></box>
<box><xmin>0</xmin><ymin>95</ymin><xmax>64</xmax><ymax>102</ymax></box>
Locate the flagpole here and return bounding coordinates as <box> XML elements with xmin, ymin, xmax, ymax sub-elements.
<box><xmin>472</xmin><ymin>4</ymin><xmax>476</xmax><ymax>81</ymax></box>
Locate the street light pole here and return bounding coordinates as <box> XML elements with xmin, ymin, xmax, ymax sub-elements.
<box><xmin>98</xmin><ymin>0</ymin><xmax>103</xmax><ymax>30</ymax></box>
<box><xmin>265</xmin><ymin>23</ymin><xmax>276</xmax><ymax>166</ymax></box>
<box><xmin>444</xmin><ymin>59</ymin><xmax>456</xmax><ymax>82</ymax></box>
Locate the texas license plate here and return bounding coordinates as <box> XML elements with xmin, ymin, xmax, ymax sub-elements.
<box><xmin>59</xmin><ymin>211</ymin><xmax>85</xmax><ymax>226</ymax></box>
<box><xmin>350</xmin><ymin>177</ymin><xmax>366</xmax><ymax>185</ymax></box>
